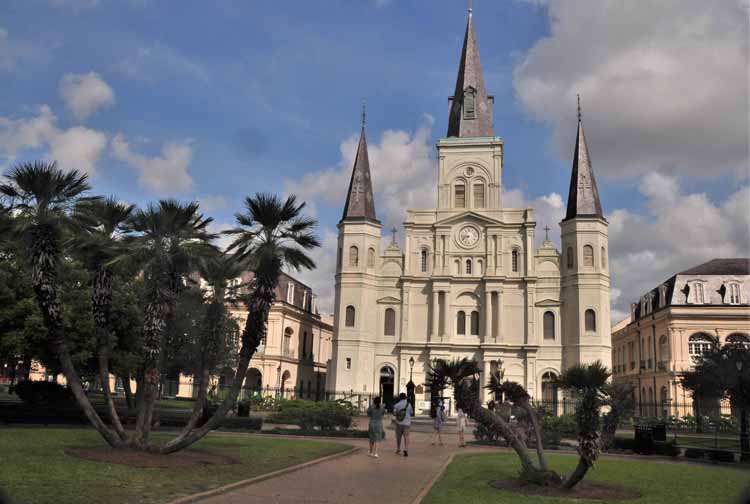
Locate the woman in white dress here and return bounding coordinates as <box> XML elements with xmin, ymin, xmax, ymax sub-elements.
<box><xmin>456</xmin><ymin>407</ymin><xmax>467</xmax><ymax>447</ymax></box>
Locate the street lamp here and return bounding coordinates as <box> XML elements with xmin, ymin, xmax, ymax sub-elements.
<box><xmin>409</xmin><ymin>356</ymin><xmax>415</xmax><ymax>381</ymax></box>
<box><xmin>407</xmin><ymin>357</ymin><xmax>416</xmax><ymax>413</ymax></box>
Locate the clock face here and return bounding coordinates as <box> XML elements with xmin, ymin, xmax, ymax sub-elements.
<box><xmin>459</xmin><ymin>226</ymin><xmax>480</xmax><ymax>247</ymax></box>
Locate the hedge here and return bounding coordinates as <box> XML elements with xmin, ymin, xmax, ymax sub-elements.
<box><xmin>266</xmin><ymin>400</ymin><xmax>354</xmax><ymax>430</ymax></box>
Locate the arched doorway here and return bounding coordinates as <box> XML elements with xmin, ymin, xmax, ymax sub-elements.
<box><xmin>244</xmin><ymin>368</ymin><xmax>262</xmax><ymax>392</ymax></box>
<box><xmin>379</xmin><ymin>366</ymin><xmax>395</xmax><ymax>411</ymax></box>
<box><xmin>280</xmin><ymin>370</ymin><xmax>291</xmax><ymax>397</ymax></box>
<box><xmin>541</xmin><ymin>372</ymin><xmax>558</xmax><ymax>414</ymax></box>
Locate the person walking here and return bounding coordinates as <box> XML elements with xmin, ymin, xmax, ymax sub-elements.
<box><xmin>392</xmin><ymin>392</ymin><xmax>413</xmax><ymax>457</ymax></box>
<box><xmin>431</xmin><ymin>402</ymin><xmax>445</xmax><ymax>446</ymax></box>
<box><xmin>456</xmin><ymin>407</ymin><xmax>467</xmax><ymax>447</ymax></box>
<box><xmin>366</xmin><ymin>396</ymin><xmax>386</xmax><ymax>458</ymax></box>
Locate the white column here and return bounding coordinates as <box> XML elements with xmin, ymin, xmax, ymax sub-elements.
<box><xmin>484</xmin><ymin>289</ymin><xmax>492</xmax><ymax>343</ymax></box>
<box><xmin>404</xmin><ymin>234</ymin><xmax>411</xmax><ymax>274</ymax></box>
<box><xmin>494</xmin><ymin>235</ymin><xmax>501</xmax><ymax>275</ymax></box>
<box><xmin>431</xmin><ymin>290</ymin><xmax>440</xmax><ymax>342</ymax></box>
<box><xmin>495</xmin><ymin>291</ymin><xmax>502</xmax><ymax>342</ymax></box>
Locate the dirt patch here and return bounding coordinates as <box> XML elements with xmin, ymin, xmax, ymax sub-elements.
<box><xmin>489</xmin><ymin>479</ymin><xmax>641</xmax><ymax>501</ymax></box>
<box><xmin>65</xmin><ymin>447</ymin><xmax>239</xmax><ymax>469</ymax></box>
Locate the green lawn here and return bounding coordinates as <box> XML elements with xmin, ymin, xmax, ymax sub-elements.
<box><xmin>0</xmin><ymin>427</ymin><xmax>348</xmax><ymax>504</ymax></box>
<box><xmin>424</xmin><ymin>452</ymin><xmax>749</xmax><ymax>504</ymax></box>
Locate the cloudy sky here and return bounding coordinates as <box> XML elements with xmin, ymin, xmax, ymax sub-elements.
<box><xmin>1</xmin><ymin>0</ymin><xmax>748</xmax><ymax>321</ymax></box>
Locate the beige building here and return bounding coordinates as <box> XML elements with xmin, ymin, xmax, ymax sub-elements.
<box><xmin>611</xmin><ymin>258</ymin><xmax>750</xmax><ymax>417</ymax></box>
<box><xmin>327</xmin><ymin>10</ymin><xmax>612</xmax><ymax>409</ymax></box>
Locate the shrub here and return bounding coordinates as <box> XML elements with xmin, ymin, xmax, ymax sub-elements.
<box><xmin>653</xmin><ymin>440</ymin><xmax>681</xmax><ymax>457</ymax></box>
<box><xmin>706</xmin><ymin>449</ymin><xmax>735</xmax><ymax>463</ymax></box>
<box><xmin>542</xmin><ymin>414</ymin><xmax>577</xmax><ymax>439</ymax></box>
<box><xmin>473</xmin><ymin>421</ymin><xmax>502</xmax><ymax>443</ymax></box>
<box><xmin>217</xmin><ymin>416</ymin><xmax>264</xmax><ymax>431</ymax></box>
<box><xmin>684</xmin><ymin>447</ymin><xmax>706</xmax><ymax>459</ymax></box>
<box><xmin>237</xmin><ymin>401</ymin><xmax>250</xmax><ymax>417</ymax></box>
<box><xmin>265</xmin><ymin>428</ymin><xmax>368</xmax><ymax>438</ymax></box>
<box><xmin>609</xmin><ymin>437</ymin><xmax>637</xmax><ymax>452</ymax></box>
<box><xmin>14</xmin><ymin>380</ymin><xmax>73</xmax><ymax>407</ymax></box>
<box><xmin>267</xmin><ymin>400</ymin><xmax>353</xmax><ymax>430</ymax></box>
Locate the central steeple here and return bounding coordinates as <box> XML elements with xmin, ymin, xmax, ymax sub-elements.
<box><xmin>341</xmin><ymin>107</ymin><xmax>378</xmax><ymax>224</ymax></box>
<box><xmin>564</xmin><ymin>97</ymin><xmax>604</xmax><ymax>221</ymax></box>
<box><xmin>447</xmin><ymin>7</ymin><xmax>494</xmax><ymax>138</ymax></box>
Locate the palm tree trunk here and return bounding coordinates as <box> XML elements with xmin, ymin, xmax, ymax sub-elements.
<box><xmin>160</xmin><ymin>279</ymin><xmax>274</xmax><ymax>454</ymax></box>
<box><xmin>122</xmin><ymin>374</ymin><xmax>135</xmax><ymax>410</ymax></box>
<box><xmin>92</xmin><ymin>267</ymin><xmax>127</xmax><ymax>440</ymax></box>
<box><xmin>562</xmin><ymin>457</ymin><xmax>590</xmax><ymax>489</ymax></box>
<box><xmin>32</xmin><ymin>259</ymin><xmax>123</xmax><ymax>448</ymax></box>
<box><xmin>521</xmin><ymin>401</ymin><xmax>549</xmax><ymax>471</ymax></box>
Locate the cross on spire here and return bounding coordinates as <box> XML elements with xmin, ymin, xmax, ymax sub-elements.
<box><xmin>577</xmin><ymin>94</ymin><xmax>582</xmax><ymax>123</ymax></box>
<box><xmin>544</xmin><ymin>225</ymin><xmax>551</xmax><ymax>241</ymax></box>
<box><xmin>391</xmin><ymin>226</ymin><xmax>397</xmax><ymax>244</ymax></box>
<box><xmin>361</xmin><ymin>100</ymin><xmax>366</xmax><ymax>128</ymax></box>
<box><xmin>468</xmin><ymin>0</ymin><xmax>472</xmax><ymax>15</ymax></box>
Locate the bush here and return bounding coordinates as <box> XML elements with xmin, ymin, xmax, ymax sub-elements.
<box><xmin>267</xmin><ymin>400</ymin><xmax>353</xmax><ymax>430</ymax></box>
<box><xmin>265</xmin><ymin>428</ymin><xmax>368</xmax><ymax>438</ymax></box>
<box><xmin>473</xmin><ymin>421</ymin><xmax>502</xmax><ymax>443</ymax></box>
<box><xmin>706</xmin><ymin>449</ymin><xmax>735</xmax><ymax>463</ymax></box>
<box><xmin>14</xmin><ymin>380</ymin><xmax>73</xmax><ymax>407</ymax></box>
<box><xmin>610</xmin><ymin>437</ymin><xmax>638</xmax><ymax>452</ymax></box>
<box><xmin>542</xmin><ymin>414</ymin><xmax>577</xmax><ymax>439</ymax></box>
<box><xmin>684</xmin><ymin>448</ymin><xmax>706</xmax><ymax>459</ymax></box>
<box><xmin>217</xmin><ymin>416</ymin><xmax>264</xmax><ymax>431</ymax></box>
<box><xmin>237</xmin><ymin>401</ymin><xmax>250</xmax><ymax>417</ymax></box>
<box><xmin>653</xmin><ymin>440</ymin><xmax>681</xmax><ymax>457</ymax></box>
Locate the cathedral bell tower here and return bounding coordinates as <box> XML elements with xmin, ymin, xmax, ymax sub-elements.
<box><xmin>560</xmin><ymin>98</ymin><xmax>612</xmax><ymax>368</ymax></box>
<box><xmin>329</xmin><ymin>111</ymin><xmax>382</xmax><ymax>394</ymax></box>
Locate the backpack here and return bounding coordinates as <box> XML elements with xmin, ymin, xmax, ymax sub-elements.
<box><xmin>395</xmin><ymin>404</ymin><xmax>407</xmax><ymax>422</ymax></box>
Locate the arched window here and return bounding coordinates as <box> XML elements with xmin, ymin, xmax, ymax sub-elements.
<box><xmin>727</xmin><ymin>333</ymin><xmax>750</xmax><ymax>349</ymax></box>
<box><xmin>567</xmin><ymin>247</ymin><xmax>574</xmax><ymax>269</ymax></box>
<box><xmin>367</xmin><ymin>247</ymin><xmax>375</xmax><ymax>268</ymax></box>
<box><xmin>729</xmin><ymin>283</ymin><xmax>741</xmax><ymax>304</ymax></box>
<box><xmin>511</xmin><ymin>249</ymin><xmax>519</xmax><ymax>273</ymax></box>
<box><xmin>601</xmin><ymin>247</ymin><xmax>607</xmax><ymax>269</ymax></box>
<box><xmin>470</xmin><ymin>311</ymin><xmax>480</xmax><ymax>335</ymax></box>
<box><xmin>345</xmin><ymin>306</ymin><xmax>355</xmax><ymax>327</ymax></box>
<box><xmin>543</xmin><ymin>311</ymin><xmax>555</xmax><ymax>340</ymax></box>
<box><xmin>349</xmin><ymin>246</ymin><xmax>359</xmax><ymax>267</ymax></box>
<box><xmin>420</xmin><ymin>249</ymin><xmax>428</xmax><ymax>273</ymax></box>
<box><xmin>585</xmin><ymin>309</ymin><xmax>596</xmax><ymax>332</ymax></box>
<box><xmin>283</xmin><ymin>327</ymin><xmax>293</xmax><ymax>357</ymax></box>
<box><xmin>583</xmin><ymin>245</ymin><xmax>594</xmax><ymax>267</ymax></box>
<box><xmin>688</xmin><ymin>333</ymin><xmax>713</xmax><ymax>363</ymax></box>
<box><xmin>455</xmin><ymin>183</ymin><xmax>466</xmax><ymax>208</ymax></box>
<box><xmin>466</xmin><ymin>259</ymin><xmax>472</xmax><ymax>275</ymax></box>
<box><xmin>473</xmin><ymin>183</ymin><xmax>485</xmax><ymax>208</ymax></box>
<box><xmin>659</xmin><ymin>335</ymin><xmax>669</xmax><ymax>362</ymax></box>
<box><xmin>384</xmin><ymin>308</ymin><xmax>396</xmax><ymax>336</ymax></box>
<box><xmin>457</xmin><ymin>311</ymin><xmax>466</xmax><ymax>335</ymax></box>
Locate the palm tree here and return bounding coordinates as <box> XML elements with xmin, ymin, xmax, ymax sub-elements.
<box><xmin>600</xmin><ymin>381</ymin><xmax>635</xmax><ymax>450</ymax></box>
<box><xmin>0</xmin><ymin>162</ymin><xmax>123</xmax><ymax>446</ymax></box>
<box><xmin>71</xmin><ymin>197</ymin><xmax>135</xmax><ymax>441</ymax></box>
<box><xmin>121</xmin><ymin>199</ymin><xmax>216</xmax><ymax>447</ymax></box>
<box><xmin>160</xmin><ymin>193</ymin><xmax>319</xmax><ymax>453</ymax></box>
<box><xmin>556</xmin><ymin>361</ymin><xmax>611</xmax><ymax>489</ymax></box>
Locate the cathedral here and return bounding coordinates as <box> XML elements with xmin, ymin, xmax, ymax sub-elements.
<box><xmin>327</xmin><ymin>9</ymin><xmax>612</xmax><ymax>409</ymax></box>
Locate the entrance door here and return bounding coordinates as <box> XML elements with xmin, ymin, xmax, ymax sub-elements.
<box><xmin>379</xmin><ymin>366</ymin><xmax>395</xmax><ymax>411</ymax></box>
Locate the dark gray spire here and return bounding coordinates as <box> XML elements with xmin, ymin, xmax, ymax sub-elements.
<box><xmin>564</xmin><ymin>101</ymin><xmax>604</xmax><ymax>221</ymax></box>
<box><xmin>447</xmin><ymin>10</ymin><xmax>494</xmax><ymax>138</ymax></box>
<box><xmin>341</xmin><ymin>126</ymin><xmax>378</xmax><ymax>224</ymax></box>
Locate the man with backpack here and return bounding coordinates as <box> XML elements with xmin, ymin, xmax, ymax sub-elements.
<box><xmin>392</xmin><ymin>392</ymin><xmax>413</xmax><ymax>457</ymax></box>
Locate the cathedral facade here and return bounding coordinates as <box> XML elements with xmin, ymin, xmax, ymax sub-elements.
<box><xmin>327</xmin><ymin>11</ymin><xmax>612</xmax><ymax>409</ymax></box>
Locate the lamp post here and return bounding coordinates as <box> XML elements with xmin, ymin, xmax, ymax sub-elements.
<box><xmin>406</xmin><ymin>357</ymin><xmax>416</xmax><ymax>412</ymax></box>
<box><xmin>737</xmin><ymin>360</ymin><xmax>749</xmax><ymax>462</ymax></box>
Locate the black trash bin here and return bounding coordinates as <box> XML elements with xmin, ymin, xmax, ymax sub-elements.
<box><xmin>652</xmin><ymin>423</ymin><xmax>667</xmax><ymax>442</ymax></box>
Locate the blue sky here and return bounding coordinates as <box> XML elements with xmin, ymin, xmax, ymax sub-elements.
<box><xmin>1</xmin><ymin>0</ymin><xmax>748</xmax><ymax>318</ymax></box>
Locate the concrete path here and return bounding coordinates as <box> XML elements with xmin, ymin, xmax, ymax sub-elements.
<box><xmin>197</xmin><ymin>429</ymin><xmax>485</xmax><ymax>504</ymax></box>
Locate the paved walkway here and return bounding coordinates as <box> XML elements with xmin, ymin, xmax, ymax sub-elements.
<box><xmin>197</xmin><ymin>429</ymin><xmax>486</xmax><ymax>504</ymax></box>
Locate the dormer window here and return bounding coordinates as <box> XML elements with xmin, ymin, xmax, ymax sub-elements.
<box><xmin>693</xmin><ymin>282</ymin><xmax>705</xmax><ymax>304</ymax></box>
<box><xmin>463</xmin><ymin>87</ymin><xmax>476</xmax><ymax>120</ymax></box>
<box><xmin>729</xmin><ymin>283</ymin><xmax>741</xmax><ymax>304</ymax></box>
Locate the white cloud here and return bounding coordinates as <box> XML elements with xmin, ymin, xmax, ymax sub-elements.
<box><xmin>608</xmin><ymin>173</ymin><xmax>750</xmax><ymax>322</ymax></box>
<box><xmin>514</xmin><ymin>0</ymin><xmax>749</xmax><ymax>178</ymax></box>
<box><xmin>285</xmin><ymin>114</ymin><xmax>437</xmax><ymax>232</ymax></box>
<box><xmin>0</xmin><ymin>105</ymin><xmax>105</xmax><ymax>175</ymax></box>
<box><xmin>115</xmin><ymin>43</ymin><xmax>207</xmax><ymax>84</ymax></box>
<box><xmin>293</xmin><ymin>228</ymin><xmax>339</xmax><ymax>315</ymax></box>
<box><xmin>111</xmin><ymin>134</ymin><xmax>193</xmax><ymax>193</ymax></box>
<box><xmin>59</xmin><ymin>72</ymin><xmax>115</xmax><ymax>121</ymax></box>
<box><xmin>49</xmin><ymin>126</ymin><xmax>107</xmax><ymax>176</ymax></box>
<box><xmin>502</xmin><ymin>188</ymin><xmax>566</xmax><ymax>247</ymax></box>
<box><xmin>198</xmin><ymin>195</ymin><xmax>229</xmax><ymax>213</ymax></box>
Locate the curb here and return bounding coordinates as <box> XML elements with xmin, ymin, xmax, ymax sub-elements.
<box><xmin>411</xmin><ymin>452</ymin><xmax>456</xmax><ymax>504</ymax></box>
<box><xmin>166</xmin><ymin>446</ymin><xmax>359</xmax><ymax>504</ymax></box>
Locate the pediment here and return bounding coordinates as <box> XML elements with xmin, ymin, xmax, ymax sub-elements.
<box><xmin>434</xmin><ymin>211</ymin><xmax>500</xmax><ymax>227</ymax></box>
<box><xmin>376</xmin><ymin>296</ymin><xmax>401</xmax><ymax>305</ymax></box>
<box><xmin>535</xmin><ymin>298</ymin><xmax>562</xmax><ymax>307</ymax></box>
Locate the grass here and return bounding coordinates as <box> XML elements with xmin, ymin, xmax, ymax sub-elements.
<box><xmin>424</xmin><ymin>452</ymin><xmax>749</xmax><ymax>504</ymax></box>
<box><xmin>0</xmin><ymin>427</ymin><xmax>348</xmax><ymax>504</ymax></box>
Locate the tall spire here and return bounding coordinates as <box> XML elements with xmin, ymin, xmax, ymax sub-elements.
<box><xmin>341</xmin><ymin>112</ymin><xmax>378</xmax><ymax>224</ymax></box>
<box><xmin>564</xmin><ymin>97</ymin><xmax>604</xmax><ymax>221</ymax></box>
<box><xmin>447</xmin><ymin>6</ymin><xmax>494</xmax><ymax>138</ymax></box>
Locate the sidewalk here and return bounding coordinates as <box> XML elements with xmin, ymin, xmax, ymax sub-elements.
<box><xmin>195</xmin><ymin>430</ymin><xmax>485</xmax><ymax>504</ymax></box>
